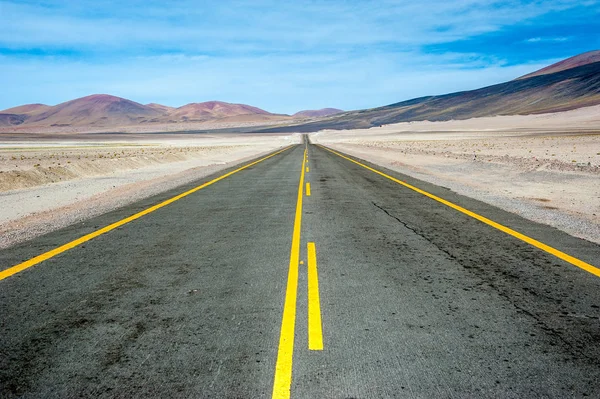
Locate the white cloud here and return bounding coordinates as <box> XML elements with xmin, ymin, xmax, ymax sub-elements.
<box><xmin>0</xmin><ymin>0</ymin><xmax>596</xmax><ymax>111</ymax></box>
<box><xmin>0</xmin><ymin>0</ymin><xmax>588</xmax><ymax>51</ymax></box>
<box><xmin>525</xmin><ymin>36</ymin><xmax>572</xmax><ymax>43</ymax></box>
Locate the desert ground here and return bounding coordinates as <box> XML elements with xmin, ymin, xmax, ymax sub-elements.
<box><xmin>1</xmin><ymin>104</ymin><xmax>599</xmax><ymax>249</ymax></box>
<box><xmin>0</xmin><ymin>117</ymin><xmax>294</xmax><ymax>134</ymax></box>
<box><xmin>0</xmin><ymin>133</ymin><xmax>300</xmax><ymax>248</ymax></box>
<box><xmin>311</xmin><ymin>105</ymin><xmax>600</xmax><ymax>244</ymax></box>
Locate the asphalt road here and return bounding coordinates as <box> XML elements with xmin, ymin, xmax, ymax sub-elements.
<box><xmin>1</xmin><ymin>139</ymin><xmax>599</xmax><ymax>398</ymax></box>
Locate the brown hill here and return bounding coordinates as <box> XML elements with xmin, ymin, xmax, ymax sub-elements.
<box><xmin>293</xmin><ymin>108</ymin><xmax>344</xmax><ymax>118</ymax></box>
<box><xmin>1</xmin><ymin>103</ymin><xmax>50</xmax><ymax>115</ymax></box>
<box><xmin>1</xmin><ymin>96</ymin><xmax>293</xmax><ymax>128</ymax></box>
<box><xmin>169</xmin><ymin>101</ymin><xmax>272</xmax><ymax>121</ymax></box>
<box><xmin>146</xmin><ymin>103</ymin><xmax>175</xmax><ymax>114</ymax></box>
<box><xmin>518</xmin><ymin>50</ymin><xmax>600</xmax><ymax>80</ymax></box>
<box><xmin>25</xmin><ymin>94</ymin><xmax>162</xmax><ymax>126</ymax></box>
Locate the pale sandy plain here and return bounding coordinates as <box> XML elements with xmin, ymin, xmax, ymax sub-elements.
<box><xmin>1</xmin><ymin>104</ymin><xmax>599</xmax><ymax>250</ymax></box>
<box><xmin>311</xmin><ymin>104</ymin><xmax>600</xmax><ymax>244</ymax></box>
<box><xmin>0</xmin><ymin>134</ymin><xmax>300</xmax><ymax>248</ymax></box>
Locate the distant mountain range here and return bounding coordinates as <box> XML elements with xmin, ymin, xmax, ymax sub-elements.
<box><xmin>2</xmin><ymin>50</ymin><xmax>599</xmax><ymax>131</ymax></box>
<box><xmin>261</xmin><ymin>50</ymin><xmax>600</xmax><ymax>132</ymax></box>
<box><xmin>0</xmin><ymin>95</ymin><xmax>343</xmax><ymax>128</ymax></box>
<box><xmin>293</xmin><ymin>108</ymin><xmax>344</xmax><ymax>118</ymax></box>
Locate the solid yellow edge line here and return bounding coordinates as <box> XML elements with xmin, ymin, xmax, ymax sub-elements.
<box><xmin>272</xmin><ymin>148</ymin><xmax>307</xmax><ymax>399</ymax></box>
<box><xmin>306</xmin><ymin>182</ymin><xmax>311</xmax><ymax>197</ymax></box>
<box><xmin>0</xmin><ymin>146</ymin><xmax>292</xmax><ymax>282</ymax></box>
<box><xmin>318</xmin><ymin>145</ymin><xmax>600</xmax><ymax>278</ymax></box>
<box><xmin>307</xmin><ymin>242</ymin><xmax>324</xmax><ymax>351</ymax></box>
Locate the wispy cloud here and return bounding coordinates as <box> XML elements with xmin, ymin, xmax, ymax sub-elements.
<box><xmin>525</xmin><ymin>36</ymin><xmax>571</xmax><ymax>43</ymax></box>
<box><xmin>0</xmin><ymin>1</ymin><xmax>586</xmax><ymax>51</ymax></box>
<box><xmin>0</xmin><ymin>0</ymin><xmax>599</xmax><ymax>112</ymax></box>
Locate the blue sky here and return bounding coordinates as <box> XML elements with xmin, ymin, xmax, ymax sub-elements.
<box><xmin>1</xmin><ymin>0</ymin><xmax>599</xmax><ymax>113</ymax></box>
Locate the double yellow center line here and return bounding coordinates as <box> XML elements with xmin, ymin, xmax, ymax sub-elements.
<box><xmin>271</xmin><ymin>148</ymin><xmax>306</xmax><ymax>398</ymax></box>
<box><xmin>272</xmin><ymin>147</ymin><xmax>324</xmax><ymax>399</ymax></box>
<box><xmin>2</xmin><ymin>144</ymin><xmax>322</xmax><ymax>398</ymax></box>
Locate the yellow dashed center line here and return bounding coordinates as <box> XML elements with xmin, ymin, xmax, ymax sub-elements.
<box><xmin>306</xmin><ymin>182</ymin><xmax>311</xmax><ymax>197</ymax></box>
<box><xmin>307</xmin><ymin>242</ymin><xmax>324</xmax><ymax>351</ymax></box>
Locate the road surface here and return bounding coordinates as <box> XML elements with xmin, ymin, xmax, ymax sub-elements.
<box><xmin>1</xmin><ymin>139</ymin><xmax>599</xmax><ymax>398</ymax></box>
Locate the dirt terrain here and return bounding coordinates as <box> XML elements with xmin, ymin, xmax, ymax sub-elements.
<box><xmin>2</xmin><ymin>103</ymin><xmax>599</xmax><ymax>249</ymax></box>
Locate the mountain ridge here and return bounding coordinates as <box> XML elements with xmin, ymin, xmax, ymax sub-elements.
<box><xmin>1</xmin><ymin>103</ymin><xmax>50</xmax><ymax>115</ymax></box>
<box><xmin>1</xmin><ymin>97</ymin><xmax>296</xmax><ymax>127</ymax></box>
<box><xmin>170</xmin><ymin>101</ymin><xmax>272</xmax><ymax>120</ymax></box>
<box><xmin>259</xmin><ymin>55</ymin><xmax>600</xmax><ymax>132</ymax></box>
<box><xmin>517</xmin><ymin>50</ymin><xmax>600</xmax><ymax>80</ymax></box>
<box><xmin>23</xmin><ymin>94</ymin><xmax>161</xmax><ymax>126</ymax></box>
<box><xmin>2</xmin><ymin>50</ymin><xmax>599</xmax><ymax>131</ymax></box>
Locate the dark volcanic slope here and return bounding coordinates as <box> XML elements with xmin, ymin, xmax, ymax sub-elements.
<box><xmin>261</xmin><ymin>61</ymin><xmax>600</xmax><ymax>132</ymax></box>
<box><xmin>518</xmin><ymin>50</ymin><xmax>600</xmax><ymax>80</ymax></box>
<box><xmin>0</xmin><ymin>114</ymin><xmax>27</xmax><ymax>127</ymax></box>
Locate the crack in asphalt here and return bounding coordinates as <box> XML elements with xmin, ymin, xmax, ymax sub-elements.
<box><xmin>372</xmin><ymin>202</ymin><xmax>423</xmax><ymax>238</ymax></box>
<box><xmin>371</xmin><ymin>200</ymin><xmax>599</xmax><ymax>366</ymax></box>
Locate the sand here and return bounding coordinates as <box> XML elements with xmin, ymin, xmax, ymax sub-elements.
<box><xmin>0</xmin><ymin>134</ymin><xmax>300</xmax><ymax>248</ymax></box>
<box><xmin>2</xmin><ymin>104</ymin><xmax>599</xmax><ymax>249</ymax></box>
<box><xmin>311</xmin><ymin>106</ymin><xmax>600</xmax><ymax>244</ymax></box>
